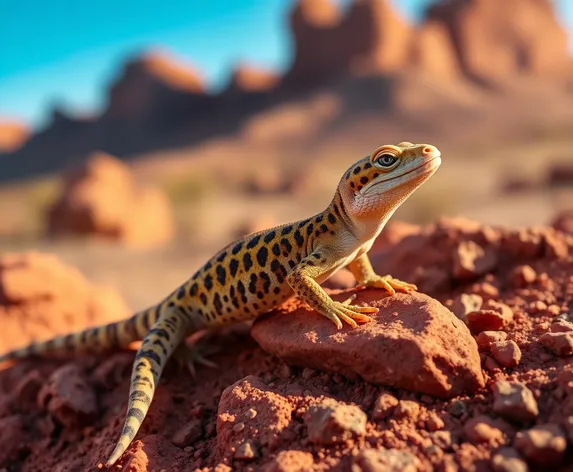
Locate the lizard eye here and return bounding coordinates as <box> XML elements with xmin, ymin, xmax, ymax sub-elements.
<box><xmin>376</xmin><ymin>154</ymin><xmax>397</xmax><ymax>167</ymax></box>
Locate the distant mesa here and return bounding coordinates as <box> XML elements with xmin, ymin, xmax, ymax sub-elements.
<box><xmin>1</xmin><ymin>0</ymin><xmax>572</xmax><ymax>182</ymax></box>
<box><xmin>103</xmin><ymin>50</ymin><xmax>207</xmax><ymax>125</ymax></box>
<box><xmin>0</xmin><ymin>119</ymin><xmax>29</xmax><ymax>153</ymax></box>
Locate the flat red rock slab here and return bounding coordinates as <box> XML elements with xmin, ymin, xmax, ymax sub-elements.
<box><xmin>251</xmin><ymin>289</ymin><xmax>484</xmax><ymax>399</ymax></box>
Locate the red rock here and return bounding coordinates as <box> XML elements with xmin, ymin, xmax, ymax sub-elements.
<box><xmin>515</xmin><ymin>423</ymin><xmax>567</xmax><ymax>466</ymax></box>
<box><xmin>550</xmin><ymin>320</ymin><xmax>573</xmax><ymax>333</ymax></box>
<box><xmin>304</xmin><ymin>399</ymin><xmax>366</xmax><ymax>445</ymax></box>
<box><xmin>234</xmin><ymin>439</ymin><xmax>259</xmax><ymax>461</ymax></box>
<box><xmin>452</xmin><ymin>240</ymin><xmax>498</xmax><ymax>280</ymax></box>
<box><xmin>426</xmin><ymin>413</ymin><xmax>445</xmax><ymax>432</ymax></box>
<box><xmin>37</xmin><ymin>364</ymin><xmax>97</xmax><ymax>428</ymax></box>
<box><xmin>251</xmin><ymin>290</ymin><xmax>484</xmax><ymax>398</ymax></box>
<box><xmin>0</xmin><ymin>415</ymin><xmax>26</xmax><ymax>464</ymax></box>
<box><xmin>450</xmin><ymin>293</ymin><xmax>483</xmax><ymax>322</ymax></box>
<box><xmin>370</xmin><ymin>221</ymin><xmax>422</xmax><ymax>255</ymax></box>
<box><xmin>371</xmin><ymin>392</ymin><xmax>399</xmax><ymax>421</ymax></box>
<box><xmin>540</xmin><ymin>332</ymin><xmax>573</xmax><ymax>357</ymax></box>
<box><xmin>484</xmin><ymin>356</ymin><xmax>502</xmax><ymax>373</ymax></box>
<box><xmin>492</xmin><ymin>381</ymin><xmax>538</xmax><ymax>423</ymax></box>
<box><xmin>476</xmin><ymin>331</ymin><xmax>508</xmax><ymax>350</ymax></box>
<box><xmin>490</xmin><ymin>340</ymin><xmax>521</xmax><ymax>368</ymax></box>
<box><xmin>509</xmin><ymin>265</ymin><xmax>537</xmax><ymax>288</ymax></box>
<box><xmin>394</xmin><ymin>400</ymin><xmax>420</xmax><ymax>421</ymax></box>
<box><xmin>351</xmin><ymin>448</ymin><xmax>421</xmax><ymax>472</ymax></box>
<box><xmin>217</xmin><ymin>376</ymin><xmax>293</xmax><ymax>455</ymax></box>
<box><xmin>46</xmin><ymin>151</ymin><xmax>174</xmax><ymax>249</ymax></box>
<box><xmin>172</xmin><ymin>419</ymin><xmax>202</xmax><ymax>448</ymax></box>
<box><xmin>262</xmin><ymin>450</ymin><xmax>314</xmax><ymax>472</ymax></box>
<box><xmin>491</xmin><ymin>447</ymin><xmax>528</xmax><ymax>472</ymax></box>
<box><xmin>466</xmin><ymin>300</ymin><xmax>513</xmax><ymax>334</ymax></box>
<box><xmin>463</xmin><ymin>415</ymin><xmax>505</xmax><ymax>445</ymax></box>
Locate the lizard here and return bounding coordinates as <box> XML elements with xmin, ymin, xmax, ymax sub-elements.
<box><xmin>0</xmin><ymin>141</ymin><xmax>441</xmax><ymax>467</ymax></box>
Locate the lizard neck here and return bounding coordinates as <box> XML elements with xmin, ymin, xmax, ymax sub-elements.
<box><xmin>328</xmin><ymin>186</ymin><xmax>395</xmax><ymax>246</ymax></box>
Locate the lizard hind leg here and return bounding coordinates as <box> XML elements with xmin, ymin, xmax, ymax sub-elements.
<box><xmin>104</xmin><ymin>309</ymin><xmax>189</xmax><ymax>468</ymax></box>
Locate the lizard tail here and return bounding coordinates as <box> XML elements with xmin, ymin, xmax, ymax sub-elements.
<box><xmin>0</xmin><ymin>305</ymin><xmax>161</xmax><ymax>364</ymax></box>
<box><xmin>105</xmin><ymin>306</ymin><xmax>189</xmax><ymax>467</ymax></box>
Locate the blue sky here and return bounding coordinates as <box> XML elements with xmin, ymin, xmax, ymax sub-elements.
<box><xmin>1</xmin><ymin>0</ymin><xmax>571</xmax><ymax>129</ymax></box>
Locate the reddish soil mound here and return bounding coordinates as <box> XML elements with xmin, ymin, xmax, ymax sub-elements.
<box><xmin>0</xmin><ymin>215</ymin><xmax>572</xmax><ymax>471</ymax></box>
<box><xmin>0</xmin><ymin>252</ymin><xmax>129</xmax><ymax>353</ymax></box>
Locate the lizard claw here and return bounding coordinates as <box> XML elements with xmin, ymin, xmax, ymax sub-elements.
<box><xmin>359</xmin><ymin>275</ymin><xmax>417</xmax><ymax>295</ymax></box>
<box><xmin>173</xmin><ymin>341</ymin><xmax>219</xmax><ymax>380</ymax></box>
<box><xmin>320</xmin><ymin>300</ymin><xmax>377</xmax><ymax>330</ymax></box>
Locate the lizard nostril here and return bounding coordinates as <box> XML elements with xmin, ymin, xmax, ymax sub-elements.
<box><xmin>423</xmin><ymin>146</ymin><xmax>434</xmax><ymax>156</ymax></box>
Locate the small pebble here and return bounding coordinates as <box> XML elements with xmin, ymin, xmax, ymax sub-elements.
<box><xmin>515</xmin><ymin>423</ymin><xmax>567</xmax><ymax>466</ymax></box>
<box><xmin>490</xmin><ymin>340</ymin><xmax>521</xmax><ymax>368</ymax></box>
<box><xmin>491</xmin><ymin>447</ymin><xmax>528</xmax><ymax>472</ymax></box>
<box><xmin>510</xmin><ymin>265</ymin><xmax>537</xmax><ymax>287</ymax></box>
<box><xmin>394</xmin><ymin>400</ymin><xmax>421</xmax><ymax>420</ymax></box>
<box><xmin>305</xmin><ymin>401</ymin><xmax>367</xmax><ymax>445</ymax></box>
<box><xmin>372</xmin><ymin>393</ymin><xmax>399</xmax><ymax>421</ymax></box>
<box><xmin>463</xmin><ymin>415</ymin><xmax>504</xmax><ymax>445</ymax></box>
<box><xmin>540</xmin><ymin>332</ymin><xmax>573</xmax><ymax>357</ymax></box>
<box><xmin>492</xmin><ymin>381</ymin><xmax>538</xmax><ymax>423</ymax></box>
<box><xmin>234</xmin><ymin>440</ymin><xmax>258</xmax><ymax>461</ymax></box>
<box><xmin>301</xmin><ymin>368</ymin><xmax>316</xmax><ymax>379</ymax></box>
<box><xmin>476</xmin><ymin>331</ymin><xmax>508</xmax><ymax>350</ymax></box>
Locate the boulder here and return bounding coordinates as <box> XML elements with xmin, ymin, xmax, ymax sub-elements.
<box><xmin>251</xmin><ymin>290</ymin><xmax>484</xmax><ymax>398</ymax></box>
<box><xmin>46</xmin><ymin>151</ymin><xmax>174</xmax><ymax>248</ymax></box>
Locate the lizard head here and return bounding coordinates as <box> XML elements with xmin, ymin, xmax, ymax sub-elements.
<box><xmin>339</xmin><ymin>141</ymin><xmax>441</xmax><ymax>219</ymax></box>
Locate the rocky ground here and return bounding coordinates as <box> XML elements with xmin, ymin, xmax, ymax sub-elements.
<box><xmin>0</xmin><ymin>213</ymin><xmax>572</xmax><ymax>472</ymax></box>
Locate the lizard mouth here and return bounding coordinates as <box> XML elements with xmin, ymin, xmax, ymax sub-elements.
<box><xmin>361</xmin><ymin>155</ymin><xmax>441</xmax><ymax>194</ymax></box>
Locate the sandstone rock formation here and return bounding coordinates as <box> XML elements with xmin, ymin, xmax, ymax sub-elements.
<box><xmin>46</xmin><ymin>151</ymin><xmax>174</xmax><ymax>248</ymax></box>
<box><xmin>0</xmin><ymin>252</ymin><xmax>129</xmax><ymax>353</ymax></box>
<box><xmin>425</xmin><ymin>0</ymin><xmax>573</xmax><ymax>82</ymax></box>
<box><xmin>0</xmin><ymin>119</ymin><xmax>29</xmax><ymax>153</ymax></box>
<box><xmin>284</xmin><ymin>0</ymin><xmax>412</xmax><ymax>89</ymax></box>
<box><xmin>103</xmin><ymin>51</ymin><xmax>207</xmax><ymax>128</ymax></box>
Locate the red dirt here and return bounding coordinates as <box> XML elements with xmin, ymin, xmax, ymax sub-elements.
<box><xmin>0</xmin><ymin>215</ymin><xmax>572</xmax><ymax>471</ymax></box>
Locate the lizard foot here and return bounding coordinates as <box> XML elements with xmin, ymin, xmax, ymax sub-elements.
<box><xmin>320</xmin><ymin>298</ymin><xmax>378</xmax><ymax>330</ymax></box>
<box><xmin>173</xmin><ymin>340</ymin><xmax>219</xmax><ymax>380</ymax></box>
<box><xmin>359</xmin><ymin>275</ymin><xmax>417</xmax><ymax>295</ymax></box>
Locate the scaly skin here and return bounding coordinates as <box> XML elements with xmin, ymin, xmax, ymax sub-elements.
<box><xmin>0</xmin><ymin>141</ymin><xmax>442</xmax><ymax>467</ymax></box>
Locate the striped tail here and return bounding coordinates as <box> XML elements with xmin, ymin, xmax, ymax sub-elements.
<box><xmin>0</xmin><ymin>305</ymin><xmax>162</xmax><ymax>364</ymax></box>
<box><xmin>105</xmin><ymin>307</ymin><xmax>189</xmax><ymax>467</ymax></box>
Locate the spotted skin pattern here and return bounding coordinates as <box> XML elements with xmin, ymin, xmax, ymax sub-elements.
<box><xmin>0</xmin><ymin>142</ymin><xmax>442</xmax><ymax>467</ymax></box>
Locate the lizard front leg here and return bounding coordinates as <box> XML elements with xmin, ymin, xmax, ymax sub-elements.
<box><xmin>347</xmin><ymin>253</ymin><xmax>417</xmax><ymax>295</ymax></box>
<box><xmin>286</xmin><ymin>250</ymin><xmax>378</xmax><ymax>329</ymax></box>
